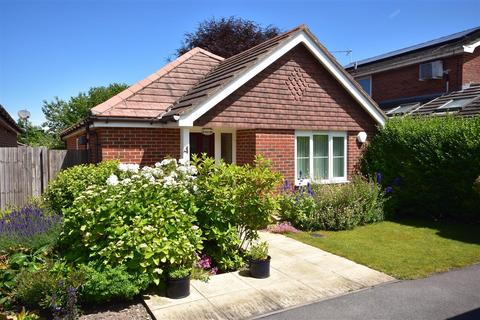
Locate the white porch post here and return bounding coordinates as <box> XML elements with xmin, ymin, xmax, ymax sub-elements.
<box><xmin>180</xmin><ymin>128</ymin><xmax>190</xmax><ymax>161</ymax></box>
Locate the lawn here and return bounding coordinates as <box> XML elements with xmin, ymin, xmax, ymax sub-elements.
<box><xmin>287</xmin><ymin>218</ymin><xmax>480</xmax><ymax>279</ymax></box>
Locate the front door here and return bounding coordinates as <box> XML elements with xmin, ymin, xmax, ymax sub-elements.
<box><xmin>189</xmin><ymin>132</ymin><xmax>215</xmax><ymax>159</ymax></box>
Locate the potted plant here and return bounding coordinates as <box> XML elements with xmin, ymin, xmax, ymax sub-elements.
<box><xmin>166</xmin><ymin>266</ymin><xmax>191</xmax><ymax>299</ymax></box>
<box><xmin>248</xmin><ymin>241</ymin><xmax>270</xmax><ymax>279</ymax></box>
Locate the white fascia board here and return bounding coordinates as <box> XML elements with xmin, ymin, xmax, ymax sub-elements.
<box><xmin>90</xmin><ymin>121</ymin><xmax>178</xmax><ymax>129</ymax></box>
<box><xmin>178</xmin><ymin>31</ymin><xmax>385</xmax><ymax>127</ymax></box>
<box><xmin>464</xmin><ymin>40</ymin><xmax>480</xmax><ymax>53</ymax></box>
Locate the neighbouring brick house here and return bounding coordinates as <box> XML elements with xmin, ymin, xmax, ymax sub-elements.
<box><xmin>0</xmin><ymin>104</ymin><xmax>22</xmax><ymax>147</ymax></box>
<box><xmin>61</xmin><ymin>25</ymin><xmax>385</xmax><ymax>185</ymax></box>
<box><xmin>346</xmin><ymin>27</ymin><xmax>480</xmax><ymax>116</ymax></box>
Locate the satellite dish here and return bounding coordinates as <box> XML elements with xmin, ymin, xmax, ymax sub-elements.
<box><xmin>18</xmin><ymin>109</ymin><xmax>31</xmax><ymax>120</ymax></box>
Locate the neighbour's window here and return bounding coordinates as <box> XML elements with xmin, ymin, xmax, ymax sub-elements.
<box><xmin>295</xmin><ymin>132</ymin><xmax>347</xmax><ymax>184</ymax></box>
<box><xmin>357</xmin><ymin>76</ymin><xmax>372</xmax><ymax>96</ymax></box>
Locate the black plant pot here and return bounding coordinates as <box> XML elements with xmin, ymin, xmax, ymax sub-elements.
<box><xmin>166</xmin><ymin>277</ymin><xmax>190</xmax><ymax>299</ymax></box>
<box><xmin>249</xmin><ymin>255</ymin><xmax>271</xmax><ymax>279</ymax></box>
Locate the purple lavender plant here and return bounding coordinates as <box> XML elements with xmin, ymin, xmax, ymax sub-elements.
<box><xmin>0</xmin><ymin>205</ymin><xmax>62</xmax><ymax>251</ymax></box>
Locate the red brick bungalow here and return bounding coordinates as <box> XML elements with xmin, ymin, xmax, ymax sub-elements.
<box><xmin>61</xmin><ymin>25</ymin><xmax>386</xmax><ymax>185</ymax></box>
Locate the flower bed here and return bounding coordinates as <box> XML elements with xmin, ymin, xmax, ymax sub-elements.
<box><xmin>0</xmin><ymin>156</ymin><xmax>281</xmax><ymax>318</ymax></box>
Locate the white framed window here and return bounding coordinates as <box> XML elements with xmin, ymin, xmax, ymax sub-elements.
<box><xmin>295</xmin><ymin>131</ymin><xmax>347</xmax><ymax>185</ymax></box>
<box><xmin>356</xmin><ymin>76</ymin><xmax>372</xmax><ymax>96</ymax></box>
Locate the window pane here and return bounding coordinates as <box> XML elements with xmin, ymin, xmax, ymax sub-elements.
<box><xmin>313</xmin><ymin>158</ymin><xmax>328</xmax><ymax>180</ymax></box>
<box><xmin>221</xmin><ymin>133</ymin><xmax>233</xmax><ymax>164</ymax></box>
<box><xmin>296</xmin><ymin>136</ymin><xmax>310</xmax><ymax>179</ymax></box>
<box><xmin>333</xmin><ymin>137</ymin><xmax>344</xmax><ymax>157</ymax></box>
<box><xmin>357</xmin><ymin>77</ymin><xmax>371</xmax><ymax>95</ymax></box>
<box><xmin>296</xmin><ymin>136</ymin><xmax>309</xmax><ymax>157</ymax></box>
<box><xmin>333</xmin><ymin>136</ymin><xmax>345</xmax><ymax>178</ymax></box>
<box><xmin>313</xmin><ymin>135</ymin><xmax>328</xmax><ymax>157</ymax></box>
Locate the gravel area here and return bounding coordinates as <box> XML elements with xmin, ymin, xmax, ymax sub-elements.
<box><xmin>79</xmin><ymin>299</ymin><xmax>152</xmax><ymax>320</ymax></box>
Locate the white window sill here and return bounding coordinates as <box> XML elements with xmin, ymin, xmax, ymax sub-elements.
<box><xmin>295</xmin><ymin>178</ymin><xmax>349</xmax><ymax>186</ymax></box>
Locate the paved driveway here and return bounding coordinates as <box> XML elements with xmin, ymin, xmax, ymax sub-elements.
<box><xmin>143</xmin><ymin>232</ymin><xmax>394</xmax><ymax>320</ymax></box>
<box><xmin>259</xmin><ymin>263</ymin><xmax>480</xmax><ymax>320</ymax></box>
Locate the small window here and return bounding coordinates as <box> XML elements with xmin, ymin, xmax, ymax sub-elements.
<box><xmin>436</xmin><ymin>98</ymin><xmax>474</xmax><ymax>112</ymax></box>
<box><xmin>295</xmin><ymin>132</ymin><xmax>347</xmax><ymax>184</ymax></box>
<box><xmin>357</xmin><ymin>76</ymin><xmax>372</xmax><ymax>96</ymax></box>
<box><xmin>386</xmin><ymin>102</ymin><xmax>420</xmax><ymax>116</ymax></box>
<box><xmin>419</xmin><ymin>60</ymin><xmax>443</xmax><ymax>80</ymax></box>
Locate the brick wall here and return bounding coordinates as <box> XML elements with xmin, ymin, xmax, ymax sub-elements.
<box><xmin>463</xmin><ymin>50</ymin><xmax>480</xmax><ymax>85</ymax></box>
<box><xmin>0</xmin><ymin>122</ymin><xmax>18</xmax><ymax>147</ymax></box>
<box><xmin>65</xmin><ymin>127</ymin><xmax>180</xmax><ymax>165</ymax></box>
<box><xmin>96</xmin><ymin>128</ymin><xmax>180</xmax><ymax>165</ymax></box>
<box><xmin>236</xmin><ymin>130</ymin><xmax>256</xmax><ymax>165</ymax></box>
<box><xmin>196</xmin><ymin>44</ymin><xmax>377</xmax><ymax>132</ymax></box>
<box><xmin>254</xmin><ymin>129</ymin><xmax>295</xmax><ymax>183</ymax></box>
<box><xmin>370</xmin><ymin>55</ymin><xmax>463</xmax><ymax>103</ymax></box>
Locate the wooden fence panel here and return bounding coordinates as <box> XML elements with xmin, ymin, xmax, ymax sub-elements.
<box><xmin>0</xmin><ymin>147</ymin><xmax>87</xmax><ymax>210</ymax></box>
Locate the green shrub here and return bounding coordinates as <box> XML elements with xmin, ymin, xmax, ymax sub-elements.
<box><xmin>361</xmin><ymin>116</ymin><xmax>480</xmax><ymax>221</ymax></box>
<box><xmin>44</xmin><ymin>161</ymin><xmax>119</xmax><ymax>213</ymax></box>
<box><xmin>193</xmin><ymin>155</ymin><xmax>281</xmax><ymax>270</ymax></box>
<box><xmin>279</xmin><ymin>176</ymin><xmax>385</xmax><ymax>231</ymax></box>
<box><xmin>59</xmin><ymin>159</ymin><xmax>203</xmax><ymax>285</ymax></box>
<box><xmin>167</xmin><ymin>267</ymin><xmax>191</xmax><ymax>280</ymax></box>
<box><xmin>248</xmin><ymin>241</ymin><xmax>269</xmax><ymax>260</ymax></box>
<box><xmin>14</xmin><ymin>261</ymin><xmax>84</xmax><ymax>319</ymax></box>
<box><xmin>0</xmin><ymin>247</ymin><xmax>50</xmax><ymax>310</ymax></box>
<box><xmin>79</xmin><ymin>264</ymin><xmax>149</xmax><ymax>303</ymax></box>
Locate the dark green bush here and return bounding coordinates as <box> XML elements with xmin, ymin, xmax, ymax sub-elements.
<box><xmin>193</xmin><ymin>155</ymin><xmax>281</xmax><ymax>270</ymax></box>
<box><xmin>44</xmin><ymin>161</ymin><xmax>119</xmax><ymax>214</ymax></box>
<box><xmin>79</xmin><ymin>264</ymin><xmax>150</xmax><ymax>303</ymax></box>
<box><xmin>279</xmin><ymin>176</ymin><xmax>385</xmax><ymax>231</ymax></box>
<box><xmin>361</xmin><ymin>116</ymin><xmax>480</xmax><ymax>221</ymax></box>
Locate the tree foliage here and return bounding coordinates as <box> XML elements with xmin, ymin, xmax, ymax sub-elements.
<box><xmin>42</xmin><ymin>83</ymin><xmax>128</xmax><ymax>135</ymax></box>
<box><xmin>17</xmin><ymin>119</ymin><xmax>58</xmax><ymax>148</ymax></box>
<box><xmin>177</xmin><ymin>17</ymin><xmax>280</xmax><ymax>58</ymax></box>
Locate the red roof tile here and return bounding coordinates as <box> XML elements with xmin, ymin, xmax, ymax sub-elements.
<box><xmin>91</xmin><ymin>47</ymin><xmax>223</xmax><ymax>119</ymax></box>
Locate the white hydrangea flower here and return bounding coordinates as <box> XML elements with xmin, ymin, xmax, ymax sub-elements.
<box><xmin>106</xmin><ymin>174</ymin><xmax>119</xmax><ymax>186</ymax></box>
<box><xmin>121</xmin><ymin>178</ymin><xmax>132</xmax><ymax>185</ymax></box>
<box><xmin>118</xmin><ymin>163</ymin><xmax>140</xmax><ymax>173</ymax></box>
<box><xmin>178</xmin><ymin>158</ymin><xmax>189</xmax><ymax>166</ymax></box>
<box><xmin>160</xmin><ymin>158</ymin><xmax>177</xmax><ymax>167</ymax></box>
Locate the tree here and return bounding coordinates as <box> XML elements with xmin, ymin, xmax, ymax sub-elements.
<box><xmin>42</xmin><ymin>83</ymin><xmax>128</xmax><ymax>146</ymax></box>
<box><xmin>17</xmin><ymin>119</ymin><xmax>58</xmax><ymax>148</ymax></box>
<box><xmin>177</xmin><ymin>17</ymin><xmax>281</xmax><ymax>58</ymax></box>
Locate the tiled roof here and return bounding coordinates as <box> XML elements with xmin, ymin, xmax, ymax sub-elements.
<box><xmin>0</xmin><ymin>104</ymin><xmax>22</xmax><ymax>133</ymax></box>
<box><xmin>161</xmin><ymin>25</ymin><xmax>383</xmax><ymax>122</ymax></box>
<box><xmin>160</xmin><ymin>26</ymin><xmax>305</xmax><ymax>119</ymax></box>
<box><xmin>91</xmin><ymin>47</ymin><xmax>224</xmax><ymax>119</ymax></box>
<box><xmin>408</xmin><ymin>84</ymin><xmax>480</xmax><ymax>116</ymax></box>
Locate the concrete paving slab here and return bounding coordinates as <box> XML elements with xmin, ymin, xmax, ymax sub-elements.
<box><xmin>143</xmin><ymin>232</ymin><xmax>394</xmax><ymax>320</ymax></box>
<box><xmin>256</xmin><ymin>279</ymin><xmax>322</xmax><ymax>308</ymax></box>
<box><xmin>143</xmin><ymin>286</ymin><xmax>204</xmax><ymax>311</ymax></box>
<box><xmin>191</xmin><ymin>272</ymin><xmax>251</xmax><ymax>298</ymax></box>
<box><xmin>207</xmin><ymin>288</ymin><xmax>281</xmax><ymax>319</ymax></box>
<box><xmin>150</xmin><ymin>299</ymin><xmax>223</xmax><ymax>320</ymax></box>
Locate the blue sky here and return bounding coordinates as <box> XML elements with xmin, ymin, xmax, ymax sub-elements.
<box><xmin>0</xmin><ymin>0</ymin><xmax>478</xmax><ymax>125</ymax></box>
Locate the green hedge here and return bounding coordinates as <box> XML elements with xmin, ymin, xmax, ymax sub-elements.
<box><xmin>361</xmin><ymin>116</ymin><xmax>480</xmax><ymax>222</ymax></box>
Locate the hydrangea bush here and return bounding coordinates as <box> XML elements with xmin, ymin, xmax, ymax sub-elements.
<box><xmin>60</xmin><ymin>158</ymin><xmax>203</xmax><ymax>285</ymax></box>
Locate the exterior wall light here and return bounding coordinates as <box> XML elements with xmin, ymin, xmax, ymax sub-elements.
<box><xmin>357</xmin><ymin>131</ymin><xmax>367</xmax><ymax>143</ymax></box>
<box><xmin>202</xmin><ymin>128</ymin><xmax>214</xmax><ymax>136</ymax></box>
